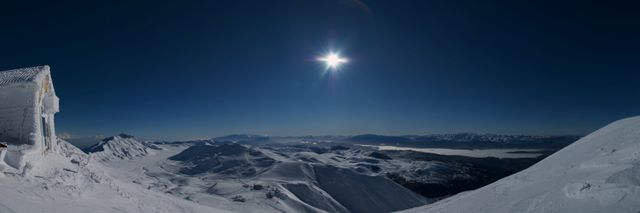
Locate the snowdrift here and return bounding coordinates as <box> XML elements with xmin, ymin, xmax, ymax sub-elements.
<box><xmin>400</xmin><ymin>116</ymin><xmax>640</xmax><ymax>213</ymax></box>
<box><xmin>0</xmin><ymin>140</ymin><xmax>230</xmax><ymax>213</ymax></box>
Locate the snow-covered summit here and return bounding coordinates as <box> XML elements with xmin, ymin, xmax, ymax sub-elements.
<box><xmin>83</xmin><ymin>134</ymin><xmax>158</xmax><ymax>161</ymax></box>
<box><xmin>400</xmin><ymin>116</ymin><xmax>640</xmax><ymax>213</ymax></box>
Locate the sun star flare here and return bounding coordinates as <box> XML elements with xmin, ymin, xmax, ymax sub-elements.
<box><xmin>318</xmin><ymin>52</ymin><xmax>348</xmax><ymax>70</ymax></box>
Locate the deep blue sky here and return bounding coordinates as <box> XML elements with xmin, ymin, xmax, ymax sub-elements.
<box><xmin>1</xmin><ymin>0</ymin><xmax>639</xmax><ymax>140</ymax></box>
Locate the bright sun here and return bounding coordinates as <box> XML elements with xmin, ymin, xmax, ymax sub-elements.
<box><xmin>318</xmin><ymin>52</ymin><xmax>348</xmax><ymax>70</ymax></box>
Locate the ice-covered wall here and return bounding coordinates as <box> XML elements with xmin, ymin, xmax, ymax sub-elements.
<box><xmin>0</xmin><ymin>66</ymin><xmax>59</xmax><ymax>171</ymax></box>
<box><xmin>0</xmin><ymin>66</ymin><xmax>58</xmax><ymax>151</ymax></box>
<box><xmin>0</xmin><ymin>85</ymin><xmax>39</xmax><ymax>145</ymax></box>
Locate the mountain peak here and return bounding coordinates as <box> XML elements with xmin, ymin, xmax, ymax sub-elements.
<box><xmin>100</xmin><ymin>133</ymin><xmax>135</xmax><ymax>142</ymax></box>
<box><xmin>84</xmin><ymin>134</ymin><xmax>156</xmax><ymax>161</ymax></box>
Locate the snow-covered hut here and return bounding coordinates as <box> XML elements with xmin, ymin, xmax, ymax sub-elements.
<box><xmin>0</xmin><ymin>65</ymin><xmax>59</xmax><ymax>153</ymax></box>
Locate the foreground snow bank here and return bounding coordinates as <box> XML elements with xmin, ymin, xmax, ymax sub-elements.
<box><xmin>1</xmin><ymin>143</ymin><xmax>41</xmax><ymax>172</ymax></box>
<box><xmin>400</xmin><ymin>116</ymin><xmax>640</xmax><ymax>213</ymax></box>
<box><xmin>0</xmin><ymin>140</ymin><xmax>230</xmax><ymax>213</ymax></box>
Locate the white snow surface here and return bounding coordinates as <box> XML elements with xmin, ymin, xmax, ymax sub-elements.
<box><xmin>84</xmin><ymin>134</ymin><xmax>157</xmax><ymax>161</ymax></box>
<box><xmin>7</xmin><ymin>114</ymin><xmax>640</xmax><ymax>213</ymax></box>
<box><xmin>1</xmin><ymin>133</ymin><xmax>431</xmax><ymax>213</ymax></box>
<box><xmin>400</xmin><ymin>116</ymin><xmax>640</xmax><ymax>213</ymax></box>
<box><xmin>0</xmin><ymin>140</ymin><xmax>230</xmax><ymax>213</ymax></box>
<box><xmin>92</xmin><ymin>141</ymin><xmax>428</xmax><ymax>213</ymax></box>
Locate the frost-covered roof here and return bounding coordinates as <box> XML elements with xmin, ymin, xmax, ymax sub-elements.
<box><xmin>0</xmin><ymin>65</ymin><xmax>50</xmax><ymax>87</ymax></box>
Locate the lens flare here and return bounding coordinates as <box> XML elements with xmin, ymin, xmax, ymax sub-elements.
<box><xmin>317</xmin><ymin>52</ymin><xmax>348</xmax><ymax>70</ymax></box>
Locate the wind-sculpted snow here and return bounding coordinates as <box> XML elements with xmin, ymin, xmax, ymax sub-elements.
<box><xmin>400</xmin><ymin>116</ymin><xmax>640</xmax><ymax>213</ymax></box>
<box><xmin>0</xmin><ymin>140</ymin><xmax>230</xmax><ymax>213</ymax></box>
<box><xmin>256</xmin><ymin>161</ymin><xmax>429</xmax><ymax>213</ymax></box>
<box><xmin>312</xmin><ymin>165</ymin><xmax>428</xmax><ymax>213</ymax></box>
<box><xmin>284</xmin><ymin>183</ymin><xmax>351</xmax><ymax>213</ymax></box>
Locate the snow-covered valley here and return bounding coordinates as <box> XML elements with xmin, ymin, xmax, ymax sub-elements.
<box><xmin>73</xmin><ymin>135</ymin><xmax>454</xmax><ymax>212</ymax></box>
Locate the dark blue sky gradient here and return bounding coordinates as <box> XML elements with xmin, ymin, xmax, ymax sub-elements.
<box><xmin>1</xmin><ymin>0</ymin><xmax>639</xmax><ymax>139</ymax></box>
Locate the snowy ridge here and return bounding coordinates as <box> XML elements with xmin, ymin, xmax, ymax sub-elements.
<box><xmin>400</xmin><ymin>116</ymin><xmax>640</xmax><ymax>213</ymax></box>
<box><xmin>215</xmin><ymin>134</ymin><xmax>269</xmax><ymax>141</ymax></box>
<box><xmin>169</xmin><ymin>143</ymin><xmax>276</xmax><ymax>176</ymax></box>
<box><xmin>83</xmin><ymin>134</ymin><xmax>158</xmax><ymax>161</ymax></box>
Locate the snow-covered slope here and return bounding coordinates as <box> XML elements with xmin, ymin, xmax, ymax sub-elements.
<box><xmin>400</xmin><ymin>116</ymin><xmax>640</xmax><ymax>213</ymax></box>
<box><xmin>0</xmin><ymin>140</ymin><xmax>230</xmax><ymax>213</ymax></box>
<box><xmin>161</xmin><ymin>143</ymin><xmax>428</xmax><ymax>213</ymax></box>
<box><xmin>169</xmin><ymin>143</ymin><xmax>276</xmax><ymax>176</ymax></box>
<box><xmin>83</xmin><ymin>134</ymin><xmax>159</xmax><ymax>161</ymax></box>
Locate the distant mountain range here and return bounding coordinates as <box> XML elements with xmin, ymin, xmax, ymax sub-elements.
<box><xmin>178</xmin><ymin>133</ymin><xmax>582</xmax><ymax>150</ymax></box>
<box><xmin>72</xmin><ymin>133</ymin><xmax>581</xmax><ymax>151</ymax></box>
<box><xmin>344</xmin><ymin>133</ymin><xmax>581</xmax><ymax>149</ymax></box>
